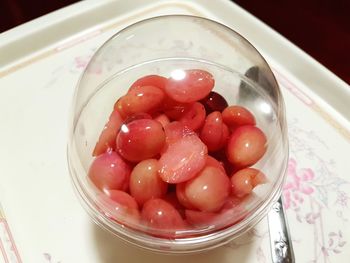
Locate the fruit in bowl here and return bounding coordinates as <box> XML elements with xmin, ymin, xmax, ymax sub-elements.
<box><xmin>68</xmin><ymin>15</ymin><xmax>288</xmax><ymax>253</ymax></box>
<box><xmin>88</xmin><ymin>69</ymin><xmax>268</xmax><ymax>238</ymax></box>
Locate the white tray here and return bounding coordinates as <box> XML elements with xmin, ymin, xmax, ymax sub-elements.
<box><xmin>0</xmin><ymin>1</ymin><xmax>349</xmax><ymax>262</ymax></box>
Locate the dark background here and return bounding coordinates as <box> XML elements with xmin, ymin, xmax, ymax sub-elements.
<box><xmin>1</xmin><ymin>0</ymin><xmax>349</xmax><ymax>84</ymax></box>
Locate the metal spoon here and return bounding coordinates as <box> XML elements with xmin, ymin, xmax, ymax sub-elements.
<box><xmin>239</xmin><ymin>66</ymin><xmax>295</xmax><ymax>263</ymax></box>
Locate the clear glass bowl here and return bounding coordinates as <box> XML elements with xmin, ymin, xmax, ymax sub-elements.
<box><xmin>67</xmin><ymin>15</ymin><xmax>288</xmax><ymax>254</ymax></box>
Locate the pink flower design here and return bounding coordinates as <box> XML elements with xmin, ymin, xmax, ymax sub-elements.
<box><xmin>73</xmin><ymin>55</ymin><xmax>102</xmax><ymax>74</ymax></box>
<box><xmin>283</xmin><ymin>158</ymin><xmax>315</xmax><ymax>209</ymax></box>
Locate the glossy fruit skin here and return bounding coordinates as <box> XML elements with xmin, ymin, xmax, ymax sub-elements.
<box><xmin>178</xmin><ymin>102</ymin><xmax>206</xmax><ymax>131</ymax></box>
<box><xmin>200</xmin><ymin>111</ymin><xmax>226</xmax><ymax>151</ymax></box>
<box><xmin>93</xmin><ymin>109</ymin><xmax>123</xmax><ymax>156</ymax></box>
<box><xmin>88</xmin><ymin>151</ymin><xmax>131</xmax><ymax>193</ymax></box>
<box><xmin>165</xmin><ymin>69</ymin><xmax>215</xmax><ymax>103</ymax></box>
<box><xmin>231</xmin><ymin>168</ymin><xmax>266</xmax><ymax>197</ymax></box>
<box><xmin>226</xmin><ymin>126</ymin><xmax>267</xmax><ymax>168</ymax></box>
<box><xmin>222</xmin><ymin>105</ymin><xmax>256</xmax><ymax>129</ymax></box>
<box><xmin>201</xmin><ymin>91</ymin><xmax>228</xmax><ymax>113</ymax></box>
<box><xmin>141</xmin><ymin>198</ymin><xmax>185</xmax><ymax>236</ymax></box>
<box><xmin>117</xmin><ymin>119</ymin><xmax>165</xmax><ymax>162</ymax></box>
<box><xmin>158</xmin><ymin>135</ymin><xmax>207</xmax><ymax>183</ymax></box>
<box><xmin>129</xmin><ymin>159</ymin><xmax>168</xmax><ymax>206</ymax></box>
<box><xmin>115</xmin><ymin>85</ymin><xmax>165</xmax><ymax>118</ymax></box>
<box><xmin>129</xmin><ymin>75</ymin><xmax>167</xmax><ymax>91</ymax></box>
<box><xmin>163</xmin><ymin>97</ymin><xmax>190</xmax><ymax>120</ymax></box>
<box><xmin>184</xmin><ymin>166</ymin><xmax>231</xmax><ymax>212</ymax></box>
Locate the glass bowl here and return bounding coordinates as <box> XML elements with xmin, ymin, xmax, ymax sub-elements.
<box><xmin>67</xmin><ymin>15</ymin><xmax>288</xmax><ymax>254</ymax></box>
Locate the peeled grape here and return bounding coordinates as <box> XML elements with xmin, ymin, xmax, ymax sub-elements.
<box><xmin>93</xmin><ymin>109</ymin><xmax>123</xmax><ymax>156</ymax></box>
<box><xmin>226</xmin><ymin>126</ymin><xmax>267</xmax><ymax>168</ymax></box>
<box><xmin>222</xmin><ymin>105</ymin><xmax>256</xmax><ymax>129</ymax></box>
<box><xmin>141</xmin><ymin>198</ymin><xmax>185</xmax><ymax>235</ymax></box>
<box><xmin>129</xmin><ymin>159</ymin><xmax>168</xmax><ymax>206</ymax></box>
<box><xmin>184</xmin><ymin>166</ymin><xmax>231</xmax><ymax>212</ymax></box>
<box><xmin>117</xmin><ymin>119</ymin><xmax>165</xmax><ymax>162</ymax></box>
<box><xmin>88</xmin><ymin>151</ymin><xmax>131</xmax><ymax>192</ymax></box>
<box><xmin>165</xmin><ymin>69</ymin><xmax>214</xmax><ymax>103</ymax></box>
<box><xmin>115</xmin><ymin>85</ymin><xmax>164</xmax><ymax>118</ymax></box>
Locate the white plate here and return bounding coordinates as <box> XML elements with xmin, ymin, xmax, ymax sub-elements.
<box><xmin>0</xmin><ymin>1</ymin><xmax>349</xmax><ymax>262</ymax></box>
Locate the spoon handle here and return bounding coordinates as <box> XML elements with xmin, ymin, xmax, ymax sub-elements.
<box><xmin>268</xmin><ymin>197</ymin><xmax>295</xmax><ymax>263</ymax></box>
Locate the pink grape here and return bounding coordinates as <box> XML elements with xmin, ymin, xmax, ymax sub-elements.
<box><xmin>165</xmin><ymin>69</ymin><xmax>214</xmax><ymax>103</ymax></box>
<box><xmin>141</xmin><ymin>198</ymin><xmax>185</xmax><ymax>236</ymax></box>
<box><xmin>222</xmin><ymin>105</ymin><xmax>256</xmax><ymax>129</ymax></box>
<box><xmin>117</xmin><ymin>119</ymin><xmax>165</xmax><ymax>162</ymax></box>
<box><xmin>184</xmin><ymin>166</ymin><xmax>231</xmax><ymax>212</ymax></box>
<box><xmin>178</xmin><ymin>102</ymin><xmax>206</xmax><ymax>131</ymax></box>
<box><xmin>129</xmin><ymin>159</ymin><xmax>168</xmax><ymax>206</ymax></box>
<box><xmin>129</xmin><ymin>74</ymin><xmax>167</xmax><ymax>91</ymax></box>
<box><xmin>115</xmin><ymin>85</ymin><xmax>164</xmax><ymax>118</ymax></box>
<box><xmin>88</xmin><ymin>151</ymin><xmax>131</xmax><ymax>192</ymax></box>
<box><xmin>93</xmin><ymin>109</ymin><xmax>123</xmax><ymax>156</ymax></box>
<box><xmin>200</xmin><ymin>111</ymin><xmax>226</xmax><ymax>151</ymax></box>
<box><xmin>226</xmin><ymin>126</ymin><xmax>267</xmax><ymax>168</ymax></box>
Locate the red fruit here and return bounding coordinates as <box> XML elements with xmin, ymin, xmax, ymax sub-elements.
<box><xmin>231</xmin><ymin>168</ymin><xmax>266</xmax><ymax>198</ymax></box>
<box><xmin>226</xmin><ymin>126</ymin><xmax>267</xmax><ymax>168</ymax></box>
<box><xmin>165</xmin><ymin>69</ymin><xmax>214</xmax><ymax>103</ymax></box>
<box><xmin>159</xmin><ymin>135</ymin><xmax>207</xmax><ymax>183</ymax></box>
<box><xmin>88</xmin><ymin>151</ymin><xmax>131</xmax><ymax>192</ymax></box>
<box><xmin>222</xmin><ymin>105</ymin><xmax>256</xmax><ymax>129</ymax></box>
<box><xmin>201</xmin><ymin>91</ymin><xmax>228</xmax><ymax>113</ymax></box>
<box><xmin>129</xmin><ymin>159</ymin><xmax>168</xmax><ymax>206</ymax></box>
<box><xmin>117</xmin><ymin>119</ymin><xmax>165</xmax><ymax>162</ymax></box>
<box><xmin>153</xmin><ymin>113</ymin><xmax>170</xmax><ymax>128</ymax></box>
<box><xmin>141</xmin><ymin>199</ymin><xmax>185</xmax><ymax>235</ymax></box>
<box><xmin>176</xmin><ymin>183</ymin><xmax>196</xmax><ymax>209</ymax></box>
<box><xmin>200</xmin><ymin>111</ymin><xmax>226</xmax><ymax>151</ymax></box>
<box><xmin>115</xmin><ymin>85</ymin><xmax>164</xmax><ymax>118</ymax></box>
<box><xmin>99</xmin><ymin>190</ymin><xmax>140</xmax><ymax>225</ymax></box>
<box><xmin>93</xmin><ymin>109</ymin><xmax>123</xmax><ymax>156</ymax></box>
<box><xmin>178</xmin><ymin>102</ymin><xmax>206</xmax><ymax>131</ymax></box>
<box><xmin>124</xmin><ymin>112</ymin><xmax>152</xmax><ymax>124</ymax></box>
<box><xmin>184</xmin><ymin>166</ymin><xmax>231</xmax><ymax>212</ymax></box>
<box><xmin>129</xmin><ymin>75</ymin><xmax>167</xmax><ymax>91</ymax></box>
<box><xmin>163</xmin><ymin>97</ymin><xmax>190</xmax><ymax>120</ymax></box>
